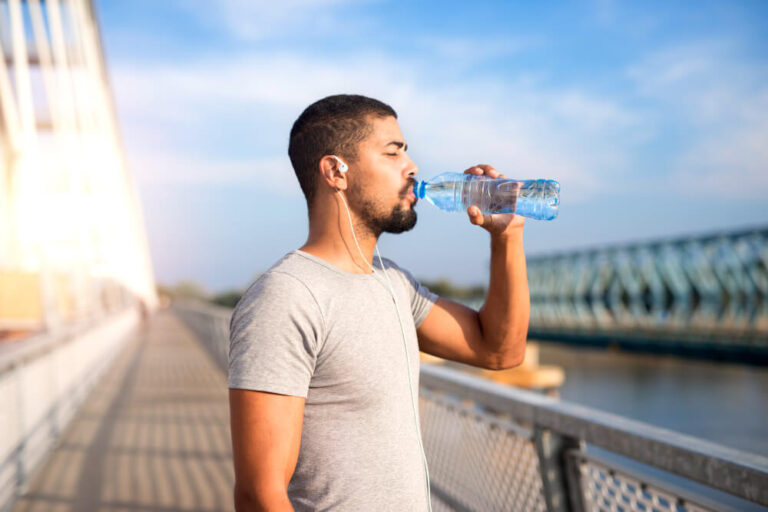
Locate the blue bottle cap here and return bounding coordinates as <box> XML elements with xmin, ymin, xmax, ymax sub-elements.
<box><xmin>414</xmin><ymin>181</ymin><xmax>426</xmax><ymax>199</ymax></box>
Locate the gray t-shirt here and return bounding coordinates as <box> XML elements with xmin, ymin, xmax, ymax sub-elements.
<box><xmin>229</xmin><ymin>250</ymin><xmax>438</xmax><ymax>511</ymax></box>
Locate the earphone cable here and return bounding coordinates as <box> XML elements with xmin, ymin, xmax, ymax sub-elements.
<box><xmin>336</xmin><ymin>190</ymin><xmax>433</xmax><ymax>512</ymax></box>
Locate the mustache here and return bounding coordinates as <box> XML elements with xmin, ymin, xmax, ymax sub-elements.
<box><xmin>400</xmin><ymin>179</ymin><xmax>416</xmax><ymax>197</ymax></box>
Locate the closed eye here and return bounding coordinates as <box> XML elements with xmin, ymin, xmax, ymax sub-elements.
<box><xmin>385</xmin><ymin>141</ymin><xmax>408</xmax><ymax>154</ymax></box>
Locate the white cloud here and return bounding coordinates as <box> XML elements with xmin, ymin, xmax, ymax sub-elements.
<box><xmin>671</xmin><ymin>100</ymin><xmax>768</xmax><ymax>198</ymax></box>
<box><xmin>413</xmin><ymin>35</ymin><xmax>540</xmax><ymax>64</ymax></box>
<box><xmin>592</xmin><ymin>0</ymin><xmax>618</xmax><ymax>26</ymax></box>
<box><xmin>629</xmin><ymin>41</ymin><xmax>768</xmax><ymax>197</ymax></box>
<box><xmin>127</xmin><ymin>152</ymin><xmax>298</xmax><ymax>192</ymax></box>
<box><xmin>170</xmin><ymin>0</ymin><xmax>369</xmax><ymax>41</ymax></box>
<box><xmin>113</xmin><ymin>50</ymin><xmax>642</xmax><ymax>204</ymax></box>
<box><xmin>120</xmin><ymin>40</ymin><xmax>768</xmax><ymax>206</ymax></box>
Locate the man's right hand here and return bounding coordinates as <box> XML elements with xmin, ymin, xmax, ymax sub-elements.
<box><xmin>230</xmin><ymin>389</ymin><xmax>305</xmax><ymax>511</ymax></box>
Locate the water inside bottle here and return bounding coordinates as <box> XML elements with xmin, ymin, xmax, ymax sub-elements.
<box><xmin>462</xmin><ymin>178</ymin><xmax>521</xmax><ymax>214</ymax></box>
<box><xmin>462</xmin><ymin>177</ymin><xmax>559</xmax><ymax>217</ymax></box>
<box><xmin>417</xmin><ymin>173</ymin><xmax>559</xmax><ymax>219</ymax></box>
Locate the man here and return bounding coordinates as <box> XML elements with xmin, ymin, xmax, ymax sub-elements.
<box><xmin>229</xmin><ymin>94</ymin><xmax>529</xmax><ymax>511</ymax></box>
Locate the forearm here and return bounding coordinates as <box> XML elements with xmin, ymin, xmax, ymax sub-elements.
<box><xmin>234</xmin><ymin>486</ymin><xmax>294</xmax><ymax>512</ymax></box>
<box><xmin>478</xmin><ymin>228</ymin><xmax>530</xmax><ymax>369</ymax></box>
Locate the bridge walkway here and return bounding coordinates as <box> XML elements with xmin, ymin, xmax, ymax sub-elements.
<box><xmin>12</xmin><ymin>311</ymin><xmax>235</xmax><ymax>512</ymax></box>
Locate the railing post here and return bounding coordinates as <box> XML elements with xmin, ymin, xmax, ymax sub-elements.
<box><xmin>534</xmin><ymin>427</ymin><xmax>585</xmax><ymax>512</ymax></box>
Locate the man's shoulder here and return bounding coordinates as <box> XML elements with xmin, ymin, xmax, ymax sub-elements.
<box><xmin>235</xmin><ymin>252</ymin><xmax>315</xmax><ymax>307</ymax></box>
<box><xmin>376</xmin><ymin>256</ymin><xmax>414</xmax><ymax>282</ymax></box>
<box><xmin>230</xmin><ymin>252</ymin><xmax>326</xmax><ymax>333</ymax></box>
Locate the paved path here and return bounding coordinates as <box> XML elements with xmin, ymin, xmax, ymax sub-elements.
<box><xmin>13</xmin><ymin>311</ymin><xmax>235</xmax><ymax>512</ymax></box>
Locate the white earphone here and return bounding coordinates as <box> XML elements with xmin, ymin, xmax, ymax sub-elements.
<box><xmin>330</xmin><ymin>152</ymin><xmax>433</xmax><ymax>511</ymax></box>
<box><xmin>331</xmin><ymin>155</ymin><xmax>348</xmax><ymax>173</ymax></box>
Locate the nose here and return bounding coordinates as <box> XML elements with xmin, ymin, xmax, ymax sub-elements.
<box><xmin>404</xmin><ymin>155</ymin><xmax>418</xmax><ymax>178</ymax></box>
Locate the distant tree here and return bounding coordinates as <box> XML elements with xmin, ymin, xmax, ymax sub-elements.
<box><xmin>171</xmin><ymin>280</ymin><xmax>209</xmax><ymax>300</ymax></box>
<box><xmin>420</xmin><ymin>278</ymin><xmax>486</xmax><ymax>300</ymax></box>
<box><xmin>167</xmin><ymin>275</ymin><xmax>482</xmax><ymax>309</ymax></box>
<box><xmin>212</xmin><ymin>290</ymin><xmax>243</xmax><ymax>309</ymax></box>
<box><xmin>156</xmin><ymin>283</ymin><xmax>173</xmax><ymax>298</ymax></box>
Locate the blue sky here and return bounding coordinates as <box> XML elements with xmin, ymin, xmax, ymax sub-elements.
<box><xmin>98</xmin><ymin>0</ymin><xmax>768</xmax><ymax>291</ymax></box>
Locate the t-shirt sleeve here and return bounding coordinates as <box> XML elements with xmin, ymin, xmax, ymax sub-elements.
<box><xmin>384</xmin><ymin>259</ymin><xmax>438</xmax><ymax>328</ymax></box>
<box><xmin>228</xmin><ymin>271</ymin><xmax>324</xmax><ymax>397</ymax></box>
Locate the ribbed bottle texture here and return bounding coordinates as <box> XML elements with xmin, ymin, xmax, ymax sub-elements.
<box><xmin>414</xmin><ymin>172</ymin><xmax>559</xmax><ymax>220</ymax></box>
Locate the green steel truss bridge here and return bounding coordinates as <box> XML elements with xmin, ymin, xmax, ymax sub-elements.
<box><xmin>526</xmin><ymin>226</ymin><xmax>768</xmax><ymax>362</ymax></box>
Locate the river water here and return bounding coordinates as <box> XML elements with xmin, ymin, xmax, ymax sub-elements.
<box><xmin>534</xmin><ymin>340</ymin><xmax>768</xmax><ymax>456</ymax></box>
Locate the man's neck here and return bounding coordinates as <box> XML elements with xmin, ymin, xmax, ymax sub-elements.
<box><xmin>300</xmin><ymin>201</ymin><xmax>378</xmax><ymax>274</ymax></box>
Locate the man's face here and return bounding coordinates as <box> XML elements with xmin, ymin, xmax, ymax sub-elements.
<box><xmin>346</xmin><ymin>115</ymin><xmax>419</xmax><ymax>236</ymax></box>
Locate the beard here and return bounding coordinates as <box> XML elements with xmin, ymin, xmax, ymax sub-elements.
<box><xmin>354</xmin><ymin>182</ymin><xmax>418</xmax><ymax>236</ymax></box>
<box><xmin>366</xmin><ymin>202</ymin><xmax>417</xmax><ymax>234</ymax></box>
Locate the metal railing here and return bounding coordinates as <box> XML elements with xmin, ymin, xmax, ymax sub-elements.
<box><xmin>419</xmin><ymin>365</ymin><xmax>768</xmax><ymax>512</ymax></box>
<box><xmin>173</xmin><ymin>300</ymin><xmax>768</xmax><ymax>512</ymax></box>
<box><xmin>172</xmin><ymin>299</ymin><xmax>232</xmax><ymax>370</ymax></box>
<box><xmin>0</xmin><ymin>308</ymin><xmax>140</xmax><ymax>512</ymax></box>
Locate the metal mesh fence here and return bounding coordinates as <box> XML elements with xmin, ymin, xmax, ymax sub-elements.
<box><xmin>420</xmin><ymin>388</ymin><xmax>548</xmax><ymax>512</ymax></box>
<box><xmin>574</xmin><ymin>455</ymin><xmax>713</xmax><ymax>512</ymax></box>
<box><xmin>172</xmin><ymin>301</ymin><xmax>231</xmax><ymax>371</ymax></box>
<box><xmin>171</xmin><ymin>304</ymin><xmax>768</xmax><ymax>511</ymax></box>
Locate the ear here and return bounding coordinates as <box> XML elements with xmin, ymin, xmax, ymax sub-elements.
<box><xmin>319</xmin><ymin>155</ymin><xmax>348</xmax><ymax>191</ymax></box>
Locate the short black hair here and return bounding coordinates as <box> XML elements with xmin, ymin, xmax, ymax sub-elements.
<box><xmin>288</xmin><ymin>94</ymin><xmax>397</xmax><ymax>209</ymax></box>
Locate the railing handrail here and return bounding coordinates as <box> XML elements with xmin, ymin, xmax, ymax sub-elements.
<box><xmin>172</xmin><ymin>298</ymin><xmax>233</xmax><ymax>319</ymax></box>
<box><xmin>172</xmin><ymin>300</ymin><xmax>768</xmax><ymax>508</ymax></box>
<box><xmin>420</xmin><ymin>363</ymin><xmax>768</xmax><ymax>506</ymax></box>
<box><xmin>0</xmin><ymin>307</ymin><xmax>135</xmax><ymax>375</ymax></box>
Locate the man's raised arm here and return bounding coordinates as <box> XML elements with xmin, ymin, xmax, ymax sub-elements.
<box><xmin>230</xmin><ymin>389</ymin><xmax>305</xmax><ymax>512</ymax></box>
<box><xmin>417</xmin><ymin>164</ymin><xmax>530</xmax><ymax>370</ymax></box>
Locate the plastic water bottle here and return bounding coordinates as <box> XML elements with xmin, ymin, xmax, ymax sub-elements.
<box><xmin>413</xmin><ymin>172</ymin><xmax>560</xmax><ymax>220</ymax></box>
